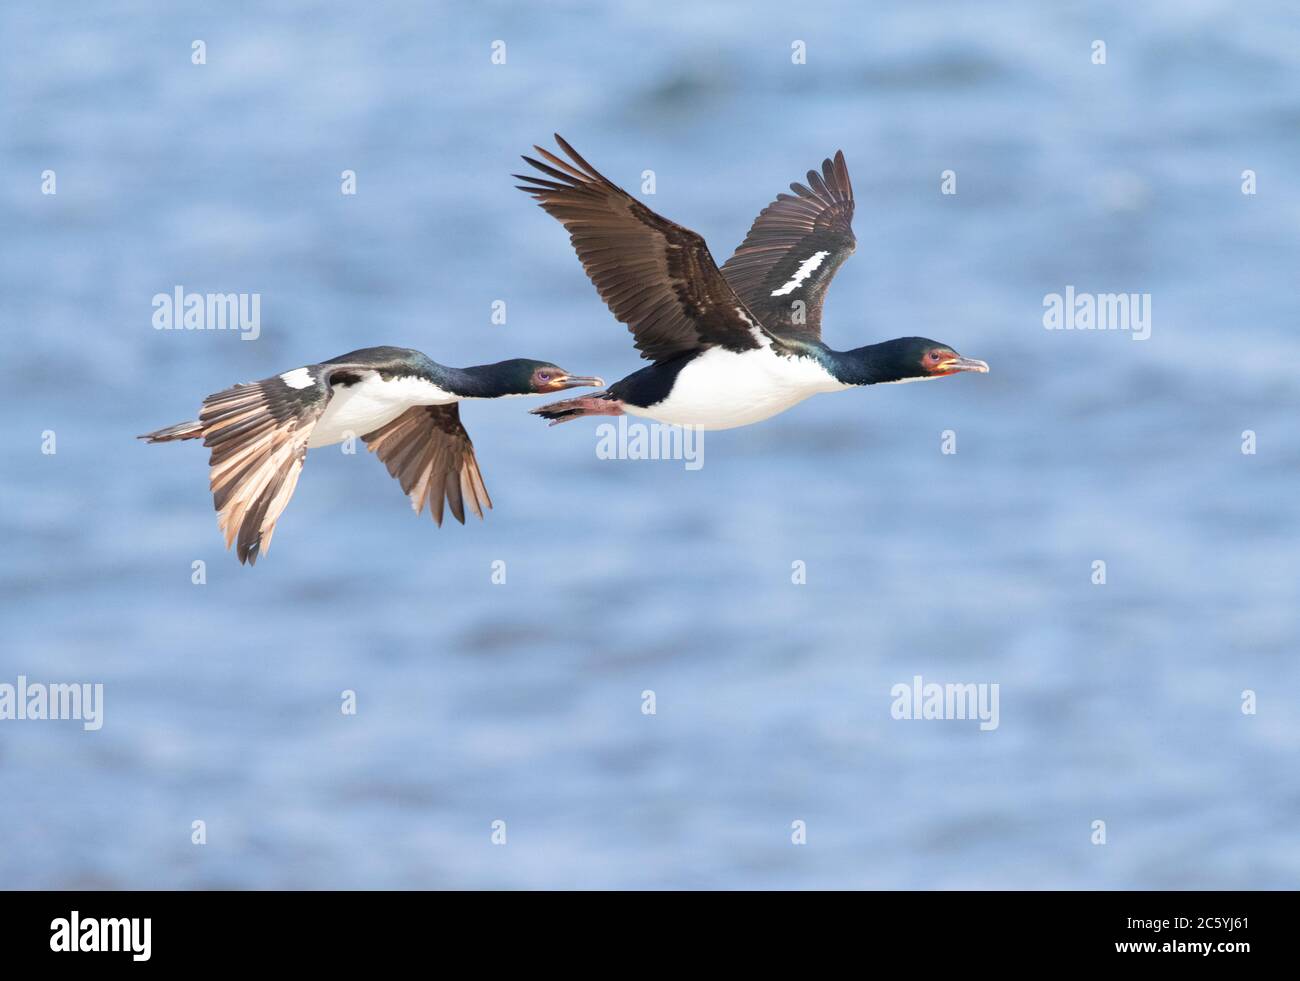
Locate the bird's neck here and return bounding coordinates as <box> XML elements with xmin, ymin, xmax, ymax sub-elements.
<box><xmin>822</xmin><ymin>342</ymin><xmax>909</xmax><ymax>387</ymax></box>
<box><xmin>435</xmin><ymin>363</ymin><xmax>525</xmax><ymax>400</ymax></box>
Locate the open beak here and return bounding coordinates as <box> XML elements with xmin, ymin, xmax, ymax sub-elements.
<box><xmin>939</xmin><ymin>355</ymin><xmax>989</xmax><ymax>374</ymax></box>
<box><xmin>552</xmin><ymin>373</ymin><xmax>605</xmax><ymax>392</ymax></box>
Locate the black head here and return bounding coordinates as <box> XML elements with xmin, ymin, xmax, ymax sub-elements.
<box><xmin>861</xmin><ymin>337</ymin><xmax>989</xmax><ymax>384</ymax></box>
<box><xmin>487</xmin><ymin>359</ymin><xmax>605</xmax><ymax>396</ymax></box>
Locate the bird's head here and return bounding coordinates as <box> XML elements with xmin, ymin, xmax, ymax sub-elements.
<box><xmin>864</xmin><ymin>337</ymin><xmax>989</xmax><ymax>384</ymax></box>
<box><xmin>501</xmin><ymin>359</ymin><xmax>605</xmax><ymax>395</ymax></box>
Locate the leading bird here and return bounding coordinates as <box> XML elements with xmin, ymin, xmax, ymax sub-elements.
<box><xmin>518</xmin><ymin>136</ymin><xmax>988</xmax><ymax>430</ymax></box>
<box><xmin>139</xmin><ymin>346</ymin><xmax>602</xmax><ymax>564</ymax></box>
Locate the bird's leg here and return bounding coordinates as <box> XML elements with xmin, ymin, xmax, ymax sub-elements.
<box><xmin>530</xmin><ymin>394</ymin><xmax>625</xmax><ymax>426</ymax></box>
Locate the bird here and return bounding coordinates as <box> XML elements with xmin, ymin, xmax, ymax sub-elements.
<box><xmin>139</xmin><ymin>346</ymin><xmax>603</xmax><ymax>564</ymax></box>
<box><xmin>515</xmin><ymin>136</ymin><xmax>988</xmax><ymax>431</ymax></box>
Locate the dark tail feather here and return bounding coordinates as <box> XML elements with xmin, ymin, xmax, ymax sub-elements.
<box><xmin>138</xmin><ymin>420</ymin><xmax>203</xmax><ymax>443</ymax></box>
<box><xmin>530</xmin><ymin>393</ymin><xmax>624</xmax><ymax>427</ymax></box>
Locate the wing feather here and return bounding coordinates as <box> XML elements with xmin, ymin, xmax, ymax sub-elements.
<box><xmin>362</xmin><ymin>404</ymin><xmax>491</xmax><ymax>527</ymax></box>
<box><xmin>196</xmin><ymin>364</ymin><xmax>364</xmax><ymax>564</ymax></box>
<box><xmin>516</xmin><ymin>135</ymin><xmax>772</xmax><ymax>362</ymax></box>
<box><xmin>721</xmin><ymin>150</ymin><xmax>856</xmax><ymax>339</ymax></box>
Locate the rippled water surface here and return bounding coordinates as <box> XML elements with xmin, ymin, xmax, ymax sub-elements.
<box><xmin>2</xmin><ymin>1</ymin><xmax>1298</xmax><ymax>888</ymax></box>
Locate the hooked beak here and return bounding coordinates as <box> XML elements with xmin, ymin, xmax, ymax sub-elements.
<box><xmin>550</xmin><ymin>373</ymin><xmax>605</xmax><ymax>392</ymax></box>
<box><xmin>938</xmin><ymin>355</ymin><xmax>989</xmax><ymax>374</ymax></box>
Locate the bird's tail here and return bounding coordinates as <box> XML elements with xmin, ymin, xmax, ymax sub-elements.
<box><xmin>530</xmin><ymin>392</ymin><xmax>625</xmax><ymax>426</ymax></box>
<box><xmin>138</xmin><ymin>419</ymin><xmax>203</xmax><ymax>443</ymax></box>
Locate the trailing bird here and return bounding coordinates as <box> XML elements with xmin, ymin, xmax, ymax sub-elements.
<box><xmin>139</xmin><ymin>346</ymin><xmax>602</xmax><ymax>564</ymax></box>
<box><xmin>516</xmin><ymin>136</ymin><xmax>988</xmax><ymax>431</ymax></box>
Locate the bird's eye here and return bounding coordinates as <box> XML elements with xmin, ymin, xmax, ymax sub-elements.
<box><xmin>538</xmin><ymin>372</ymin><xmax>552</xmax><ymax>382</ymax></box>
<box><xmin>929</xmin><ymin>352</ymin><xmax>941</xmax><ymax>362</ymax></box>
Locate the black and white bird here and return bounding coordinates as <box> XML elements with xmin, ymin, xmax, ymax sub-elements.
<box><xmin>516</xmin><ymin>136</ymin><xmax>988</xmax><ymax>430</ymax></box>
<box><xmin>139</xmin><ymin>346</ymin><xmax>602</xmax><ymax>564</ymax></box>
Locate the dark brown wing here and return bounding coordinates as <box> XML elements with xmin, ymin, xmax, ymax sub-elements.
<box><xmin>516</xmin><ymin>135</ymin><xmax>771</xmax><ymax>363</ymax></box>
<box><xmin>720</xmin><ymin>151</ymin><xmax>856</xmax><ymax>340</ymax></box>
<box><xmin>199</xmin><ymin>365</ymin><xmax>364</xmax><ymax>565</ymax></box>
<box><xmin>362</xmin><ymin>404</ymin><xmax>491</xmax><ymax>527</ymax></box>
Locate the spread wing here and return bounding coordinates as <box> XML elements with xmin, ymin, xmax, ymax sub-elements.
<box><xmin>515</xmin><ymin>134</ymin><xmax>772</xmax><ymax>363</ymax></box>
<box><xmin>362</xmin><ymin>404</ymin><xmax>491</xmax><ymax>527</ymax></box>
<box><xmin>721</xmin><ymin>151</ymin><xmax>856</xmax><ymax>340</ymax></box>
<box><xmin>199</xmin><ymin>364</ymin><xmax>371</xmax><ymax>565</ymax></box>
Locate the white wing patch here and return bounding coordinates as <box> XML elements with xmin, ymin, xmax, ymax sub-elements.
<box><xmin>734</xmin><ymin>306</ymin><xmax>772</xmax><ymax>347</ymax></box>
<box><xmin>279</xmin><ymin>367</ymin><xmax>315</xmax><ymax>389</ymax></box>
<box><xmin>770</xmin><ymin>250</ymin><xmax>830</xmax><ymax>297</ymax></box>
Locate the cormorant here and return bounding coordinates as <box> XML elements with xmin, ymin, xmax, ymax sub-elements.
<box><xmin>140</xmin><ymin>346</ymin><xmax>602</xmax><ymax>563</ymax></box>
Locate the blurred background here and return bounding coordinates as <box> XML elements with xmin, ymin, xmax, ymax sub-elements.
<box><xmin>1</xmin><ymin>0</ymin><xmax>1297</xmax><ymax>889</ymax></box>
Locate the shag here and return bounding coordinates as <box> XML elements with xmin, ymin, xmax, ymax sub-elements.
<box><xmin>517</xmin><ymin>137</ymin><xmax>988</xmax><ymax>431</ymax></box>
<box><xmin>140</xmin><ymin>346</ymin><xmax>601</xmax><ymax>563</ymax></box>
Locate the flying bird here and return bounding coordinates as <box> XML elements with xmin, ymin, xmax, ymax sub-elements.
<box><xmin>140</xmin><ymin>346</ymin><xmax>602</xmax><ymax>564</ymax></box>
<box><xmin>516</xmin><ymin>136</ymin><xmax>988</xmax><ymax>430</ymax></box>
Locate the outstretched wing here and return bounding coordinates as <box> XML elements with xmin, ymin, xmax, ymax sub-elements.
<box><xmin>721</xmin><ymin>151</ymin><xmax>856</xmax><ymax>340</ymax></box>
<box><xmin>199</xmin><ymin>364</ymin><xmax>369</xmax><ymax>565</ymax></box>
<box><xmin>362</xmin><ymin>404</ymin><xmax>491</xmax><ymax>527</ymax></box>
<box><xmin>516</xmin><ymin>135</ymin><xmax>771</xmax><ymax>363</ymax></box>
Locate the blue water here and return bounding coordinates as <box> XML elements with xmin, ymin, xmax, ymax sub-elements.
<box><xmin>2</xmin><ymin>0</ymin><xmax>1298</xmax><ymax>889</ymax></box>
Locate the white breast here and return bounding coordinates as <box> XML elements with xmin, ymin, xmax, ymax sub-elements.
<box><xmin>626</xmin><ymin>347</ymin><xmax>849</xmax><ymax>431</ymax></box>
<box><xmin>308</xmin><ymin>374</ymin><xmax>456</xmax><ymax>447</ymax></box>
